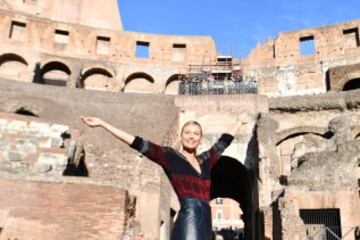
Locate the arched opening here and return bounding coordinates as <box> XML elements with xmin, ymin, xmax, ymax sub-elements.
<box><xmin>36</xmin><ymin>61</ymin><xmax>71</xmax><ymax>86</ymax></box>
<box><xmin>15</xmin><ymin>107</ymin><xmax>39</xmax><ymax>117</ymax></box>
<box><xmin>210</xmin><ymin>197</ymin><xmax>244</xmax><ymax>239</ymax></box>
<box><xmin>211</xmin><ymin>156</ymin><xmax>253</xmax><ymax>240</ymax></box>
<box><xmin>124</xmin><ymin>72</ymin><xmax>154</xmax><ymax>93</ymax></box>
<box><xmin>79</xmin><ymin>68</ymin><xmax>114</xmax><ymax>91</ymax></box>
<box><xmin>165</xmin><ymin>74</ymin><xmax>185</xmax><ymax>95</ymax></box>
<box><xmin>342</xmin><ymin>78</ymin><xmax>360</xmax><ymax>91</ymax></box>
<box><xmin>276</xmin><ymin>131</ymin><xmax>329</xmax><ymax>180</ymax></box>
<box><xmin>0</xmin><ymin>53</ymin><xmax>28</xmax><ymax>81</ymax></box>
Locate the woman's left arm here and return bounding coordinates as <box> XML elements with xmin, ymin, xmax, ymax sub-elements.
<box><xmin>199</xmin><ymin>113</ymin><xmax>251</xmax><ymax>168</ymax></box>
<box><xmin>225</xmin><ymin>113</ymin><xmax>251</xmax><ymax>137</ymax></box>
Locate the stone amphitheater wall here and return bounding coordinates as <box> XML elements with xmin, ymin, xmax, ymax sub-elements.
<box><xmin>244</xmin><ymin>19</ymin><xmax>360</xmax><ymax>97</ymax></box>
<box><xmin>0</xmin><ymin>9</ymin><xmax>217</xmax><ymax>93</ymax></box>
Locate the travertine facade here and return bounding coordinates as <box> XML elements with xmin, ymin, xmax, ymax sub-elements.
<box><xmin>0</xmin><ymin>1</ymin><xmax>359</xmax><ymax>240</ymax></box>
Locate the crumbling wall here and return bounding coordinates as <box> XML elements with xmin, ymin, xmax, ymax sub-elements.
<box><xmin>0</xmin><ymin>8</ymin><xmax>217</xmax><ymax>94</ymax></box>
<box><xmin>258</xmin><ymin>89</ymin><xmax>360</xmax><ymax>240</ymax></box>
<box><xmin>0</xmin><ymin>78</ymin><xmax>179</xmax><ymax>240</ymax></box>
<box><xmin>244</xmin><ymin>19</ymin><xmax>360</xmax><ymax>97</ymax></box>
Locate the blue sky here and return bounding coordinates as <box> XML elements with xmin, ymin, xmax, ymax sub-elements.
<box><xmin>118</xmin><ymin>0</ymin><xmax>360</xmax><ymax>58</ymax></box>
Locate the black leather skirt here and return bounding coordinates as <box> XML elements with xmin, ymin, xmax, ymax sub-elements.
<box><xmin>171</xmin><ymin>198</ymin><xmax>212</xmax><ymax>240</ymax></box>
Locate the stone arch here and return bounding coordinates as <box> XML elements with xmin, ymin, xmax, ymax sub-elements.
<box><xmin>342</xmin><ymin>78</ymin><xmax>360</xmax><ymax>91</ymax></box>
<box><xmin>276</xmin><ymin>126</ymin><xmax>328</xmax><ymax>146</ymax></box>
<box><xmin>335</xmin><ymin>71</ymin><xmax>360</xmax><ymax>91</ymax></box>
<box><xmin>124</xmin><ymin>72</ymin><xmax>155</xmax><ymax>93</ymax></box>
<box><xmin>210</xmin><ymin>156</ymin><xmax>254</xmax><ymax>239</ymax></box>
<box><xmin>0</xmin><ymin>53</ymin><xmax>29</xmax><ymax>81</ymax></box>
<box><xmin>37</xmin><ymin>61</ymin><xmax>72</xmax><ymax>86</ymax></box>
<box><xmin>80</xmin><ymin>67</ymin><xmax>114</xmax><ymax>91</ymax></box>
<box><xmin>165</xmin><ymin>74</ymin><xmax>185</xmax><ymax>95</ymax></box>
<box><xmin>275</xmin><ymin>127</ymin><xmax>328</xmax><ymax>177</ymax></box>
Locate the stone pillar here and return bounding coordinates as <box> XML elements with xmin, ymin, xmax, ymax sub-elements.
<box><xmin>68</xmin><ymin>64</ymin><xmax>82</xmax><ymax>88</ymax></box>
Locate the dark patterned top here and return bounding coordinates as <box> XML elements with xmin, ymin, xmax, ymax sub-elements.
<box><xmin>130</xmin><ymin>134</ymin><xmax>234</xmax><ymax>201</ymax></box>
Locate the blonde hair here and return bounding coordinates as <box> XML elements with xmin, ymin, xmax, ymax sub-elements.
<box><xmin>180</xmin><ymin>121</ymin><xmax>203</xmax><ymax>136</ymax></box>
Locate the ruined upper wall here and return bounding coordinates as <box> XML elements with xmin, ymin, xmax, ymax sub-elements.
<box><xmin>0</xmin><ymin>0</ymin><xmax>123</xmax><ymax>31</ymax></box>
<box><xmin>246</xmin><ymin>19</ymin><xmax>360</xmax><ymax>67</ymax></box>
<box><xmin>0</xmin><ymin>8</ymin><xmax>217</xmax><ymax>94</ymax></box>
<box><xmin>0</xmin><ymin>9</ymin><xmax>216</xmax><ymax>66</ymax></box>
<box><xmin>243</xmin><ymin>19</ymin><xmax>360</xmax><ymax>97</ymax></box>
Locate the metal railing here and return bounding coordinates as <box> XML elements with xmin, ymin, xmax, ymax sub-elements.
<box><xmin>178</xmin><ymin>80</ymin><xmax>258</xmax><ymax>95</ymax></box>
<box><xmin>304</xmin><ymin>226</ymin><xmax>359</xmax><ymax>240</ymax></box>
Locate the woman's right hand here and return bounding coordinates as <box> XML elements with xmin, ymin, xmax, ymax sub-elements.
<box><xmin>80</xmin><ymin>116</ymin><xmax>104</xmax><ymax>127</ymax></box>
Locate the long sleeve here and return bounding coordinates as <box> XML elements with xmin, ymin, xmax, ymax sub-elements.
<box><xmin>197</xmin><ymin>133</ymin><xmax>234</xmax><ymax>169</ymax></box>
<box><xmin>130</xmin><ymin>136</ymin><xmax>170</xmax><ymax>171</ymax></box>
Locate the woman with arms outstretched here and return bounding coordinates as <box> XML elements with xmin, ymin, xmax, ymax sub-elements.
<box><xmin>81</xmin><ymin>115</ymin><xmax>249</xmax><ymax>240</ymax></box>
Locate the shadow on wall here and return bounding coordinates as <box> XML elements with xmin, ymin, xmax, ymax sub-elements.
<box><xmin>63</xmin><ymin>148</ymin><xmax>89</xmax><ymax>177</ymax></box>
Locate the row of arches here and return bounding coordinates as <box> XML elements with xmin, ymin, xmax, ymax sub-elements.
<box><xmin>2</xmin><ymin>52</ymin><xmax>360</xmax><ymax>93</ymax></box>
<box><xmin>0</xmin><ymin>53</ymin><xmax>186</xmax><ymax>94</ymax></box>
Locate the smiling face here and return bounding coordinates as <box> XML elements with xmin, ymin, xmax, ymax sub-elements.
<box><xmin>180</xmin><ymin>122</ymin><xmax>202</xmax><ymax>151</ymax></box>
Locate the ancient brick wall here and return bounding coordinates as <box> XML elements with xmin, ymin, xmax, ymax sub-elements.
<box><xmin>0</xmin><ymin>0</ymin><xmax>123</xmax><ymax>31</ymax></box>
<box><xmin>244</xmin><ymin>20</ymin><xmax>360</xmax><ymax>97</ymax></box>
<box><xmin>0</xmin><ymin>78</ymin><xmax>180</xmax><ymax>240</ymax></box>
<box><xmin>257</xmin><ymin>89</ymin><xmax>360</xmax><ymax>240</ymax></box>
<box><xmin>0</xmin><ymin>112</ymin><xmax>71</xmax><ymax>176</ymax></box>
<box><xmin>0</xmin><ymin>8</ymin><xmax>217</xmax><ymax>93</ymax></box>
<box><xmin>0</xmin><ymin>178</ymin><xmax>128</xmax><ymax>240</ymax></box>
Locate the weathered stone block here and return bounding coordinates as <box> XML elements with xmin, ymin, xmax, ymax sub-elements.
<box><xmin>50</xmin><ymin>124</ymin><xmax>69</xmax><ymax>136</ymax></box>
<box><xmin>0</xmin><ymin>118</ymin><xmax>8</xmax><ymax>131</ymax></box>
<box><xmin>6</xmin><ymin>120</ymin><xmax>28</xmax><ymax>134</ymax></box>
<box><xmin>51</xmin><ymin>137</ymin><xmax>64</xmax><ymax>147</ymax></box>
<box><xmin>34</xmin><ymin>161</ymin><xmax>52</xmax><ymax>173</ymax></box>
<box><xmin>6</xmin><ymin>150</ymin><xmax>26</xmax><ymax>162</ymax></box>
<box><xmin>38</xmin><ymin>138</ymin><xmax>52</xmax><ymax>148</ymax></box>
<box><xmin>29</xmin><ymin>121</ymin><xmax>51</xmax><ymax>137</ymax></box>
<box><xmin>37</xmin><ymin>152</ymin><xmax>67</xmax><ymax>166</ymax></box>
<box><xmin>15</xmin><ymin>139</ymin><xmax>37</xmax><ymax>154</ymax></box>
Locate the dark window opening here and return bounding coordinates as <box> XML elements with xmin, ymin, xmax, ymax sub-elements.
<box><xmin>96</xmin><ymin>36</ymin><xmax>111</xmax><ymax>55</ymax></box>
<box><xmin>136</xmin><ymin>41</ymin><xmax>150</xmax><ymax>59</ymax></box>
<box><xmin>342</xmin><ymin>78</ymin><xmax>360</xmax><ymax>91</ymax></box>
<box><xmin>9</xmin><ymin>21</ymin><xmax>26</xmax><ymax>40</ymax></box>
<box><xmin>173</xmin><ymin>43</ymin><xmax>186</xmax><ymax>49</ymax></box>
<box><xmin>172</xmin><ymin>44</ymin><xmax>186</xmax><ymax>62</ymax></box>
<box><xmin>300</xmin><ymin>208</ymin><xmax>342</xmax><ymax>240</ymax></box>
<box><xmin>343</xmin><ymin>27</ymin><xmax>360</xmax><ymax>47</ymax></box>
<box><xmin>300</xmin><ymin>36</ymin><xmax>315</xmax><ymax>55</ymax></box>
<box><xmin>54</xmin><ymin>29</ymin><xmax>69</xmax><ymax>44</ymax></box>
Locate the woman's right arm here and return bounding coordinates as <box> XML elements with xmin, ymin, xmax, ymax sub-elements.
<box><xmin>81</xmin><ymin>116</ymin><xmax>170</xmax><ymax>171</ymax></box>
<box><xmin>80</xmin><ymin>116</ymin><xmax>135</xmax><ymax>145</ymax></box>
